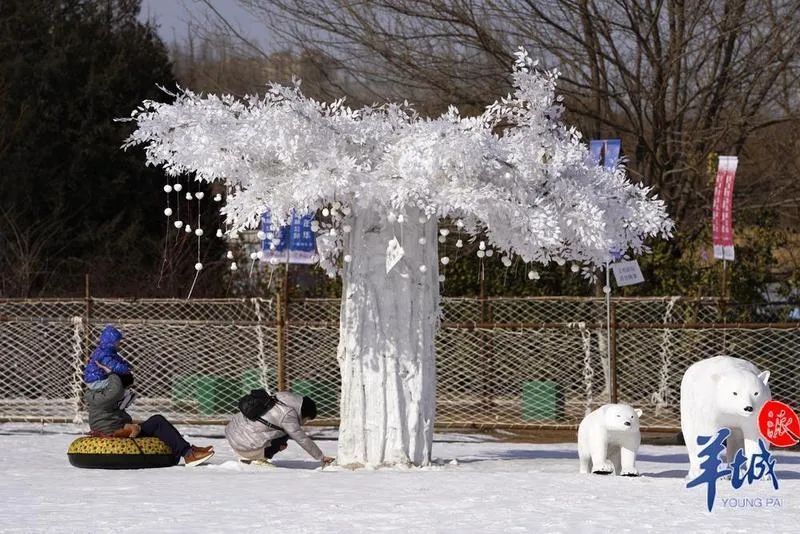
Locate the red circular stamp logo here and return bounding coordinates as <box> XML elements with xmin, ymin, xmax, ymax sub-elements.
<box><xmin>758</xmin><ymin>400</ymin><xmax>800</xmax><ymax>448</ymax></box>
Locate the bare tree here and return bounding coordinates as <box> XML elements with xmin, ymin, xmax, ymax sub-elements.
<box><xmin>199</xmin><ymin>0</ymin><xmax>800</xmax><ymax>248</ymax></box>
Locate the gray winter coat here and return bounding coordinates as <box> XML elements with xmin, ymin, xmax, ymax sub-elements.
<box><xmin>225</xmin><ymin>391</ymin><xmax>324</xmax><ymax>460</ymax></box>
<box><xmin>85</xmin><ymin>374</ymin><xmax>132</xmax><ymax>434</ymax></box>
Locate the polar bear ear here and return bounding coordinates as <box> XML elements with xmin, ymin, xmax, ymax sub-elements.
<box><xmin>634</xmin><ymin>409</ymin><xmax>643</xmax><ymax>418</ymax></box>
<box><xmin>758</xmin><ymin>370</ymin><xmax>770</xmax><ymax>386</ymax></box>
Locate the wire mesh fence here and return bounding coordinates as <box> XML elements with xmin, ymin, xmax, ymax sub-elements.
<box><xmin>1</xmin><ymin>296</ymin><xmax>798</xmax><ymax>430</ymax></box>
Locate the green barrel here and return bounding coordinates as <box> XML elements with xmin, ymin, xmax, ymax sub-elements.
<box><xmin>522</xmin><ymin>380</ymin><xmax>564</xmax><ymax>421</ymax></box>
<box><xmin>290</xmin><ymin>379</ymin><xmax>339</xmax><ymax>418</ymax></box>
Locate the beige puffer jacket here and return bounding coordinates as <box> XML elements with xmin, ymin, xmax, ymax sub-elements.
<box><xmin>224</xmin><ymin>391</ymin><xmax>324</xmax><ymax>460</ymax></box>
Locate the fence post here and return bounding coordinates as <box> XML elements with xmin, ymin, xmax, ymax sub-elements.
<box><xmin>83</xmin><ymin>273</ymin><xmax>92</xmax><ymax>360</ymax></box>
<box><xmin>276</xmin><ymin>289</ymin><xmax>286</xmax><ymax>391</ymax></box>
<box><xmin>609</xmin><ymin>301</ymin><xmax>618</xmax><ymax>404</ymax></box>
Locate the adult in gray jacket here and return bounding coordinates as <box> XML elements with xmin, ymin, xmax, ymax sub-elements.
<box><xmin>85</xmin><ymin>372</ymin><xmax>215</xmax><ymax>467</ymax></box>
<box><xmin>225</xmin><ymin>390</ymin><xmax>334</xmax><ymax>466</ymax></box>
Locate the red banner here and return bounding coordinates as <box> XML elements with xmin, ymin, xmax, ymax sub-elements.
<box><xmin>712</xmin><ymin>156</ymin><xmax>737</xmax><ymax>261</ymax></box>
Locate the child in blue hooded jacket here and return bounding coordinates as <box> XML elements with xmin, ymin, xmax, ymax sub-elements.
<box><xmin>84</xmin><ymin>325</ymin><xmax>132</xmax><ymax>391</ymax></box>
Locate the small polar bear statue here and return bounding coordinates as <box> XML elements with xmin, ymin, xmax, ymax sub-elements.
<box><xmin>680</xmin><ymin>355</ymin><xmax>771</xmax><ymax>480</ymax></box>
<box><xmin>578</xmin><ymin>403</ymin><xmax>642</xmax><ymax>476</ymax></box>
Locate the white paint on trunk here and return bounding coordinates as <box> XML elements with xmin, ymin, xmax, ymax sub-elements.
<box><xmin>336</xmin><ymin>207</ymin><xmax>439</xmax><ymax>467</ymax></box>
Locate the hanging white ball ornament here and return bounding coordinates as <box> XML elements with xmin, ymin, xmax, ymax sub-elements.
<box><xmin>214</xmin><ymin>194</ymin><xmax>222</xmax><ymax>202</ymax></box>
<box><xmin>419</xmin><ymin>265</ymin><xmax>427</xmax><ymax>273</ymax></box>
<box><xmin>343</xmin><ymin>225</ymin><xmax>351</xmax><ymax>234</ymax></box>
<box><xmin>310</xmin><ymin>221</ymin><xmax>319</xmax><ymax>232</ymax></box>
<box><xmin>173</xmin><ymin>183</ymin><xmax>183</xmax><ymax>192</ymax></box>
<box><xmin>195</xmin><ymin>228</ymin><xmax>204</xmax><ymax>237</ymax></box>
<box><xmin>257</xmin><ymin>251</ymin><xmax>265</xmax><ymax>259</ymax></box>
<box><xmin>439</xmin><ymin>228</ymin><xmax>450</xmax><ymax>237</ymax></box>
<box><xmin>418</xmin><ymin>216</ymin><xmax>427</xmax><ymax>224</ymax></box>
<box><xmin>571</xmin><ymin>264</ymin><xmax>580</xmax><ymax>273</ymax></box>
<box><xmin>485</xmin><ymin>249</ymin><xmax>494</xmax><ymax>257</ymax></box>
<box><xmin>250</xmin><ymin>252</ymin><xmax>258</xmax><ymax>260</ymax></box>
<box><xmin>195</xmin><ymin>192</ymin><xmax>205</xmax><ymax>200</ymax></box>
<box><xmin>342</xmin><ymin>207</ymin><xmax>351</xmax><ymax>215</ymax></box>
<box><xmin>226</xmin><ymin>250</ymin><xmax>234</xmax><ymax>259</ymax></box>
<box><xmin>269</xmin><ymin>243</ymin><xmax>276</xmax><ymax>250</ymax></box>
<box><xmin>257</xmin><ymin>230</ymin><xmax>267</xmax><ymax>240</ymax></box>
<box><xmin>174</xmin><ymin>220</ymin><xmax>183</xmax><ymax>229</ymax></box>
<box><xmin>230</xmin><ymin>262</ymin><xmax>238</xmax><ymax>271</ymax></box>
<box><xmin>555</xmin><ymin>257</ymin><xmax>566</xmax><ymax>266</ymax></box>
<box><xmin>163</xmin><ymin>208</ymin><xmax>173</xmax><ymax>217</ymax></box>
<box><xmin>418</xmin><ymin>237</ymin><xmax>426</xmax><ymax>245</ymax></box>
<box><xmin>438</xmin><ymin>274</ymin><xmax>446</xmax><ymax>283</ymax></box>
<box><xmin>344</xmin><ymin>255</ymin><xmax>352</xmax><ymax>263</ymax></box>
<box><xmin>477</xmin><ymin>250</ymin><xmax>485</xmax><ymax>258</ymax></box>
<box><xmin>163</xmin><ymin>185</ymin><xmax>173</xmax><ymax>193</ymax></box>
<box><xmin>456</xmin><ymin>219</ymin><xmax>464</xmax><ymax>228</ymax></box>
<box><xmin>502</xmin><ymin>256</ymin><xmax>512</xmax><ymax>267</ymax></box>
<box><xmin>441</xmin><ymin>256</ymin><xmax>450</xmax><ymax>265</ymax></box>
<box><xmin>397</xmin><ymin>214</ymin><xmax>405</xmax><ymax>223</ymax></box>
<box><xmin>528</xmin><ymin>270</ymin><xmax>540</xmax><ymax>280</ymax></box>
<box><xmin>184</xmin><ymin>225</ymin><xmax>192</xmax><ymax>233</ymax></box>
<box><xmin>479</xmin><ymin>241</ymin><xmax>486</xmax><ymax>250</ymax></box>
<box><xmin>322</xmin><ymin>208</ymin><xmax>330</xmax><ymax>217</ymax></box>
<box><xmin>438</xmin><ymin>236</ymin><xmax>446</xmax><ymax>243</ymax></box>
<box><xmin>387</xmin><ymin>212</ymin><xmax>397</xmax><ymax>223</ymax></box>
<box><xmin>194</xmin><ymin>262</ymin><xmax>203</xmax><ymax>271</ymax></box>
<box><xmin>185</xmin><ymin>192</ymin><xmax>193</xmax><ymax>200</ymax></box>
<box><xmin>333</xmin><ymin>201</ymin><xmax>341</xmax><ymax>209</ymax></box>
<box><xmin>329</xmin><ymin>228</ymin><xmax>338</xmax><ymax>237</ymax></box>
<box><xmin>266</xmin><ymin>232</ymin><xmax>274</xmax><ymax>240</ymax></box>
<box><xmin>456</xmin><ymin>239</ymin><xmax>463</xmax><ymax>248</ymax></box>
<box><xmin>603</xmin><ymin>285</ymin><xmax>611</xmax><ymax>294</ymax></box>
<box><xmin>216</xmin><ymin>229</ymin><xmax>223</xmax><ymax>238</ymax></box>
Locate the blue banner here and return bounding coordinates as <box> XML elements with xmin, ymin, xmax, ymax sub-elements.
<box><xmin>260</xmin><ymin>210</ymin><xmax>316</xmax><ymax>264</ymax></box>
<box><xmin>589</xmin><ymin>139</ymin><xmax>621</xmax><ymax>170</ymax></box>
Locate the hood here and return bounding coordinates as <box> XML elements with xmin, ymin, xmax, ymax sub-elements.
<box><xmin>98</xmin><ymin>325</ymin><xmax>123</xmax><ymax>348</ymax></box>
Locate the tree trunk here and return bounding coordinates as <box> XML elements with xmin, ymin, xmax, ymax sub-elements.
<box><xmin>336</xmin><ymin>207</ymin><xmax>439</xmax><ymax>467</ymax></box>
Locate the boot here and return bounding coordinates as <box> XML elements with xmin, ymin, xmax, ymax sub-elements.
<box><xmin>184</xmin><ymin>446</ymin><xmax>214</xmax><ymax>467</ymax></box>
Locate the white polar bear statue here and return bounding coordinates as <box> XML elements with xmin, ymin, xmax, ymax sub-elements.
<box><xmin>680</xmin><ymin>355</ymin><xmax>771</xmax><ymax>480</ymax></box>
<box><xmin>578</xmin><ymin>403</ymin><xmax>642</xmax><ymax>476</ymax></box>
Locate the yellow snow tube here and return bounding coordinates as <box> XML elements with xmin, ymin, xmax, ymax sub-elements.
<box><xmin>67</xmin><ymin>436</ymin><xmax>179</xmax><ymax>469</ymax></box>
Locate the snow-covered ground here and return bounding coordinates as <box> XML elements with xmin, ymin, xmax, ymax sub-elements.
<box><xmin>1</xmin><ymin>423</ymin><xmax>797</xmax><ymax>533</ymax></box>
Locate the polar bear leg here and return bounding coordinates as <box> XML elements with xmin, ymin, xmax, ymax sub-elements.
<box><xmin>578</xmin><ymin>441</ymin><xmax>591</xmax><ymax>474</ymax></box>
<box><xmin>590</xmin><ymin>438</ymin><xmax>613</xmax><ymax>474</ymax></box>
<box><xmin>608</xmin><ymin>445</ymin><xmax>621</xmax><ymax>475</ymax></box>
<box><xmin>619</xmin><ymin>445</ymin><xmax>639</xmax><ymax>476</ymax></box>
<box><xmin>726</xmin><ymin>427</ymin><xmax>744</xmax><ymax>465</ymax></box>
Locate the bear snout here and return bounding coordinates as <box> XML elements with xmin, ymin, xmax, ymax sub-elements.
<box><xmin>743</xmin><ymin>406</ymin><xmax>754</xmax><ymax>412</ymax></box>
<box><xmin>624</xmin><ymin>421</ymin><xmax>631</xmax><ymax>426</ymax></box>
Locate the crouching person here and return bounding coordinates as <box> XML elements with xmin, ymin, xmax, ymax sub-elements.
<box><xmin>225</xmin><ymin>390</ymin><xmax>334</xmax><ymax>467</ymax></box>
<box><xmin>85</xmin><ymin>373</ymin><xmax>214</xmax><ymax>467</ymax></box>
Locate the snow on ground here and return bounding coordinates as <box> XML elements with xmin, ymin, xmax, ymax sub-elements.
<box><xmin>1</xmin><ymin>423</ymin><xmax>798</xmax><ymax>533</ymax></box>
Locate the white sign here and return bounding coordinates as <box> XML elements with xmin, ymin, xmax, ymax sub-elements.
<box><xmin>386</xmin><ymin>237</ymin><xmax>405</xmax><ymax>274</ymax></box>
<box><xmin>612</xmin><ymin>260</ymin><xmax>645</xmax><ymax>287</ymax></box>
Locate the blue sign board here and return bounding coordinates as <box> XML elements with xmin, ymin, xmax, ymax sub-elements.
<box><xmin>589</xmin><ymin>139</ymin><xmax>621</xmax><ymax>170</ymax></box>
<box><xmin>260</xmin><ymin>210</ymin><xmax>316</xmax><ymax>264</ymax></box>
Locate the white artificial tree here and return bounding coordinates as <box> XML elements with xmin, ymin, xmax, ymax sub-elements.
<box><xmin>125</xmin><ymin>49</ymin><xmax>672</xmax><ymax>468</ymax></box>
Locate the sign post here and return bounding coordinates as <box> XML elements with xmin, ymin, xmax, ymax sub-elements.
<box><xmin>711</xmin><ymin>156</ymin><xmax>738</xmax><ymax>300</ymax></box>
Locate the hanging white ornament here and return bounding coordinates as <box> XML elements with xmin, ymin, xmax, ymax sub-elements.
<box><xmin>438</xmin><ymin>236</ymin><xmax>446</xmax><ymax>243</ymax></box>
<box><xmin>214</xmin><ymin>194</ymin><xmax>222</xmax><ymax>202</ymax></box>
<box><xmin>185</xmin><ymin>192</ymin><xmax>193</xmax><ymax>200</ymax></box>
<box><xmin>226</xmin><ymin>250</ymin><xmax>234</xmax><ymax>259</ymax></box>
<box><xmin>257</xmin><ymin>230</ymin><xmax>267</xmax><ymax>240</ymax></box>
<box><xmin>502</xmin><ymin>256</ymin><xmax>512</xmax><ymax>267</ymax></box>
<box><xmin>418</xmin><ymin>216</ymin><xmax>427</xmax><ymax>224</ymax></box>
<box><xmin>174</xmin><ymin>220</ymin><xmax>184</xmax><ymax>229</ymax></box>
<box><xmin>195</xmin><ymin>228</ymin><xmax>204</xmax><ymax>237</ymax></box>
<box><xmin>333</xmin><ymin>201</ymin><xmax>341</xmax><ymax>210</ymax></box>
<box><xmin>528</xmin><ymin>270</ymin><xmax>540</xmax><ymax>280</ymax></box>
<box><xmin>249</xmin><ymin>252</ymin><xmax>258</xmax><ymax>260</ymax></box>
<box><xmin>344</xmin><ymin>254</ymin><xmax>352</xmax><ymax>263</ymax></box>
<box><xmin>163</xmin><ymin>185</ymin><xmax>173</xmax><ymax>193</ymax></box>
<box><xmin>438</xmin><ymin>274</ymin><xmax>446</xmax><ymax>283</ymax></box>
<box><xmin>555</xmin><ymin>257</ymin><xmax>566</xmax><ymax>266</ymax></box>
<box><xmin>477</xmin><ymin>250</ymin><xmax>485</xmax><ymax>258</ymax></box>
<box><xmin>485</xmin><ymin>249</ymin><xmax>494</xmax><ymax>257</ymax></box>
<box><xmin>269</xmin><ymin>243</ymin><xmax>276</xmax><ymax>250</ymax></box>
<box><xmin>257</xmin><ymin>250</ymin><xmax>265</xmax><ymax>259</ymax></box>
<box><xmin>216</xmin><ymin>229</ymin><xmax>223</xmax><ymax>238</ymax></box>
<box><xmin>456</xmin><ymin>239</ymin><xmax>463</xmax><ymax>248</ymax></box>
<box><xmin>194</xmin><ymin>262</ymin><xmax>203</xmax><ymax>271</ymax></box>
<box><xmin>342</xmin><ymin>225</ymin><xmax>351</xmax><ymax>234</ymax></box>
<box><xmin>322</xmin><ymin>208</ymin><xmax>330</xmax><ymax>217</ymax></box>
<box><xmin>163</xmin><ymin>208</ymin><xmax>173</xmax><ymax>217</ymax></box>
<box><xmin>342</xmin><ymin>206</ymin><xmax>351</xmax><ymax>215</ymax></box>
<box><xmin>195</xmin><ymin>192</ymin><xmax>204</xmax><ymax>200</ymax></box>
<box><xmin>397</xmin><ymin>214</ymin><xmax>405</xmax><ymax>223</ymax></box>
<box><xmin>230</xmin><ymin>262</ymin><xmax>238</xmax><ymax>271</ymax></box>
<box><xmin>419</xmin><ymin>265</ymin><xmax>427</xmax><ymax>273</ymax></box>
<box><xmin>479</xmin><ymin>241</ymin><xmax>486</xmax><ymax>250</ymax></box>
<box><xmin>387</xmin><ymin>212</ymin><xmax>397</xmax><ymax>223</ymax></box>
<box><xmin>439</xmin><ymin>228</ymin><xmax>450</xmax><ymax>237</ymax></box>
<box><xmin>603</xmin><ymin>285</ymin><xmax>611</xmax><ymax>294</ymax></box>
<box><xmin>266</xmin><ymin>232</ymin><xmax>274</xmax><ymax>240</ymax></box>
<box><xmin>571</xmin><ymin>264</ymin><xmax>580</xmax><ymax>273</ymax></box>
<box><xmin>173</xmin><ymin>183</ymin><xmax>183</xmax><ymax>192</ymax></box>
<box><xmin>504</xmin><ymin>172</ymin><xmax>511</xmax><ymax>179</ymax></box>
<box><xmin>184</xmin><ymin>224</ymin><xmax>192</xmax><ymax>233</ymax></box>
<box><xmin>310</xmin><ymin>221</ymin><xmax>320</xmax><ymax>232</ymax></box>
<box><xmin>329</xmin><ymin>228</ymin><xmax>338</xmax><ymax>237</ymax></box>
<box><xmin>441</xmin><ymin>256</ymin><xmax>450</xmax><ymax>265</ymax></box>
<box><xmin>456</xmin><ymin>219</ymin><xmax>464</xmax><ymax>228</ymax></box>
<box><xmin>269</xmin><ymin>257</ymin><xmax>279</xmax><ymax>265</ymax></box>
<box><xmin>418</xmin><ymin>237</ymin><xmax>426</xmax><ymax>245</ymax></box>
